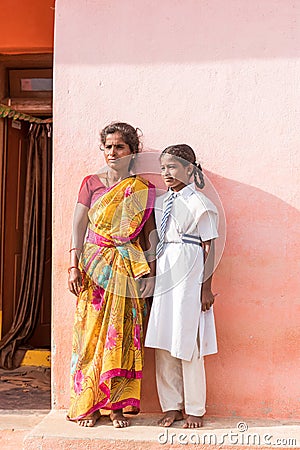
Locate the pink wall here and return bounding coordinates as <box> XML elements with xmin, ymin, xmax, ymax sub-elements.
<box><xmin>53</xmin><ymin>0</ymin><xmax>300</xmax><ymax>418</ymax></box>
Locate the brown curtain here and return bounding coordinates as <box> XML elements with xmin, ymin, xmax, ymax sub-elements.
<box><xmin>0</xmin><ymin>123</ymin><xmax>51</xmax><ymax>369</ymax></box>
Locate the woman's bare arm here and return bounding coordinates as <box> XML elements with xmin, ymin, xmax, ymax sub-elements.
<box><xmin>68</xmin><ymin>203</ymin><xmax>89</xmax><ymax>296</ymax></box>
<box><xmin>139</xmin><ymin>211</ymin><xmax>157</xmax><ymax>298</ymax></box>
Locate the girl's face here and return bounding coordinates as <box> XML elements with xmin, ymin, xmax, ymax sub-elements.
<box><xmin>160</xmin><ymin>154</ymin><xmax>193</xmax><ymax>192</ymax></box>
<box><xmin>102</xmin><ymin>132</ymin><xmax>132</xmax><ymax>170</ymax></box>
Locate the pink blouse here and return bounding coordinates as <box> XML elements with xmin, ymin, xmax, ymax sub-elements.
<box><xmin>77</xmin><ymin>175</ymin><xmax>107</xmax><ymax>208</ymax></box>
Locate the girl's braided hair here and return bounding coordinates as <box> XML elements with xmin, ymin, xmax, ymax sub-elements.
<box><xmin>161</xmin><ymin>144</ymin><xmax>205</xmax><ymax>189</ymax></box>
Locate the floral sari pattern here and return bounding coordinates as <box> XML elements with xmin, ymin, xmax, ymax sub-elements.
<box><xmin>68</xmin><ymin>176</ymin><xmax>155</xmax><ymax>420</ymax></box>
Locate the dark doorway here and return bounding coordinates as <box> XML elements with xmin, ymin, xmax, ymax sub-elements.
<box><xmin>1</xmin><ymin>118</ymin><xmax>52</xmax><ymax>348</ymax></box>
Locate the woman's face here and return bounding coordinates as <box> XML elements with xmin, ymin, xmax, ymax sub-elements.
<box><xmin>160</xmin><ymin>154</ymin><xmax>193</xmax><ymax>192</ymax></box>
<box><xmin>102</xmin><ymin>132</ymin><xmax>132</xmax><ymax>170</ymax></box>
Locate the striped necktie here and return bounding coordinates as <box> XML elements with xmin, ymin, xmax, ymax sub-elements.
<box><xmin>156</xmin><ymin>191</ymin><xmax>176</xmax><ymax>258</ymax></box>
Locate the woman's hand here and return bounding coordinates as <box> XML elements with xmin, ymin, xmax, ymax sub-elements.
<box><xmin>139</xmin><ymin>276</ymin><xmax>155</xmax><ymax>298</ymax></box>
<box><xmin>68</xmin><ymin>267</ymin><xmax>82</xmax><ymax>296</ymax></box>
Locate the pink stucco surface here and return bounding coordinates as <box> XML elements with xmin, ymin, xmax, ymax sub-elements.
<box><xmin>53</xmin><ymin>0</ymin><xmax>300</xmax><ymax>418</ymax></box>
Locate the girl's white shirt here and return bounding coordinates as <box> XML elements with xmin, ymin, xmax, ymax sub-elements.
<box><xmin>145</xmin><ymin>183</ymin><xmax>219</xmax><ymax>361</ymax></box>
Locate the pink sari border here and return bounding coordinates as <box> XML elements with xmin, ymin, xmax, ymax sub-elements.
<box><xmin>86</xmin><ymin>230</ymin><xmax>113</xmax><ymax>247</ymax></box>
<box><xmin>90</xmin><ymin>182</ymin><xmax>111</xmax><ymax>207</ymax></box>
<box><xmin>84</xmin><ymin>245</ymin><xmax>103</xmax><ymax>272</ymax></box>
<box><xmin>100</xmin><ymin>368</ymin><xmax>143</xmax><ymax>382</ymax></box>
<box><xmin>110</xmin><ymin>398</ymin><xmax>140</xmax><ymax>411</ymax></box>
<box><xmin>67</xmin><ymin>398</ymin><xmax>109</xmax><ymax>421</ymax></box>
<box><xmin>126</xmin><ymin>181</ymin><xmax>155</xmax><ymax>241</ymax></box>
<box><xmin>67</xmin><ymin>398</ymin><xmax>140</xmax><ymax>421</ymax></box>
<box><xmin>67</xmin><ymin>369</ymin><xmax>142</xmax><ymax>421</ymax></box>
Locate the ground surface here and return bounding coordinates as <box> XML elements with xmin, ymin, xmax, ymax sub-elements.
<box><xmin>0</xmin><ymin>366</ymin><xmax>50</xmax><ymax>410</ymax></box>
<box><xmin>1</xmin><ymin>368</ymin><xmax>300</xmax><ymax>449</ymax></box>
<box><xmin>0</xmin><ymin>366</ymin><xmax>50</xmax><ymax>449</ymax></box>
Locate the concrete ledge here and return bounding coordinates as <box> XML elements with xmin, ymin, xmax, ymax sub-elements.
<box><xmin>23</xmin><ymin>410</ymin><xmax>300</xmax><ymax>449</ymax></box>
<box><xmin>0</xmin><ymin>410</ymin><xmax>49</xmax><ymax>450</ymax></box>
<box><xmin>0</xmin><ymin>410</ymin><xmax>49</xmax><ymax>430</ymax></box>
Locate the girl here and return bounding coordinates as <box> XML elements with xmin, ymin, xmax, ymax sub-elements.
<box><xmin>145</xmin><ymin>144</ymin><xmax>219</xmax><ymax>428</ymax></box>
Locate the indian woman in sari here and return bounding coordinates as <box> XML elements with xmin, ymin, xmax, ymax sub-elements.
<box><xmin>67</xmin><ymin>122</ymin><xmax>156</xmax><ymax>428</ymax></box>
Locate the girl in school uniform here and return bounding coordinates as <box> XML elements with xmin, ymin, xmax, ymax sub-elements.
<box><xmin>145</xmin><ymin>144</ymin><xmax>219</xmax><ymax>429</ymax></box>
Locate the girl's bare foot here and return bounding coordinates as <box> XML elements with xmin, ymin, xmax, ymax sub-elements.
<box><xmin>77</xmin><ymin>410</ymin><xmax>100</xmax><ymax>427</ymax></box>
<box><xmin>158</xmin><ymin>410</ymin><xmax>183</xmax><ymax>427</ymax></box>
<box><xmin>110</xmin><ymin>409</ymin><xmax>130</xmax><ymax>428</ymax></box>
<box><xmin>183</xmin><ymin>414</ymin><xmax>203</xmax><ymax>428</ymax></box>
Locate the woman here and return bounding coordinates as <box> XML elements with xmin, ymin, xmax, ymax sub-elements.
<box><xmin>67</xmin><ymin>122</ymin><xmax>156</xmax><ymax>428</ymax></box>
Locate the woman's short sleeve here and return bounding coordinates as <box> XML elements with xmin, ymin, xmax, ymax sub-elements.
<box><xmin>77</xmin><ymin>176</ymin><xmax>93</xmax><ymax>207</ymax></box>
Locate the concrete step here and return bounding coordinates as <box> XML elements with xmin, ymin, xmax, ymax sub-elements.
<box><xmin>0</xmin><ymin>410</ymin><xmax>49</xmax><ymax>450</ymax></box>
<box><xmin>23</xmin><ymin>410</ymin><xmax>300</xmax><ymax>449</ymax></box>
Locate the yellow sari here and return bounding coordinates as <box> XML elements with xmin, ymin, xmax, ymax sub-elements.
<box><xmin>68</xmin><ymin>176</ymin><xmax>155</xmax><ymax>420</ymax></box>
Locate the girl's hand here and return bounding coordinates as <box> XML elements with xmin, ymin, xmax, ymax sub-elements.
<box><xmin>68</xmin><ymin>267</ymin><xmax>82</xmax><ymax>296</ymax></box>
<box><xmin>201</xmin><ymin>288</ymin><xmax>217</xmax><ymax>312</ymax></box>
<box><xmin>139</xmin><ymin>277</ymin><xmax>155</xmax><ymax>298</ymax></box>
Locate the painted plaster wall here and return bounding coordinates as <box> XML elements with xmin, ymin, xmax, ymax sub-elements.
<box><xmin>53</xmin><ymin>0</ymin><xmax>300</xmax><ymax>418</ymax></box>
<box><xmin>0</xmin><ymin>0</ymin><xmax>54</xmax><ymax>53</ymax></box>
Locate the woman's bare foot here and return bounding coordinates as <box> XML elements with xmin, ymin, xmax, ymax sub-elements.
<box><xmin>158</xmin><ymin>410</ymin><xmax>183</xmax><ymax>427</ymax></box>
<box><xmin>77</xmin><ymin>410</ymin><xmax>100</xmax><ymax>427</ymax></box>
<box><xmin>110</xmin><ymin>409</ymin><xmax>130</xmax><ymax>428</ymax></box>
<box><xmin>183</xmin><ymin>414</ymin><xmax>203</xmax><ymax>428</ymax></box>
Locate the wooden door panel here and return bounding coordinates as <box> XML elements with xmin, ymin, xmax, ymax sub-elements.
<box><xmin>28</xmin><ymin>129</ymin><xmax>52</xmax><ymax>348</ymax></box>
<box><xmin>2</xmin><ymin>120</ymin><xmax>29</xmax><ymax>336</ymax></box>
<box><xmin>28</xmin><ymin>229</ymin><xmax>52</xmax><ymax>348</ymax></box>
<box><xmin>1</xmin><ymin>119</ymin><xmax>51</xmax><ymax>348</ymax></box>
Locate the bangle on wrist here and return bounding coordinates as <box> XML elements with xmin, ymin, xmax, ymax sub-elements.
<box><xmin>69</xmin><ymin>247</ymin><xmax>81</xmax><ymax>253</ymax></box>
<box><xmin>68</xmin><ymin>266</ymin><xmax>80</xmax><ymax>273</ymax></box>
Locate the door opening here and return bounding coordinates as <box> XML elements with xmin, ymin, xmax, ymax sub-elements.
<box><xmin>0</xmin><ymin>56</ymin><xmax>52</xmax><ymax>368</ymax></box>
<box><xmin>0</xmin><ymin>119</ymin><xmax>52</xmax><ymax>358</ymax></box>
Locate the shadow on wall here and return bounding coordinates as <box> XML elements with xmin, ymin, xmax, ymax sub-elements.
<box><xmin>55</xmin><ymin>0</ymin><xmax>300</xmax><ymax>64</ymax></box>
<box><xmin>141</xmin><ymin>170</ymin><xmax>300</xmax><ymax>419</ymax></box>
